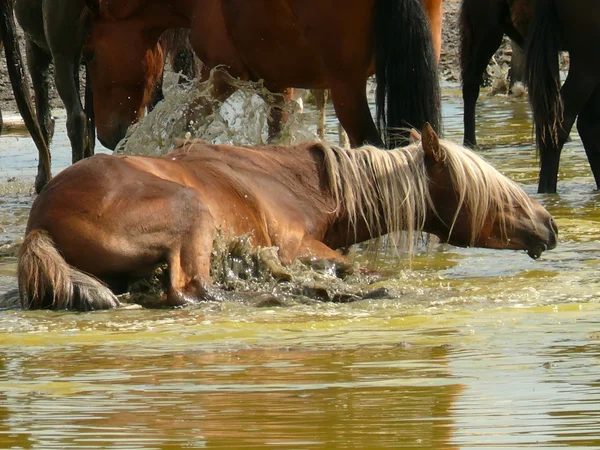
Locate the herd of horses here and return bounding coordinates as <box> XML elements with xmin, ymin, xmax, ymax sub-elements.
<box><xmin>0</xmin><ymin>0</ymin><xmax>589</xmax><ymax>309</ymax></box>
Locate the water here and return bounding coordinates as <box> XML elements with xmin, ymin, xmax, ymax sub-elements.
<box><xmin>0</xmin><ymin>84</ymin><xmax>598</xmax><ymax>449</ymax></box>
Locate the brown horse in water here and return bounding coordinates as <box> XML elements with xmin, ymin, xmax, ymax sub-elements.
<box><xmin>84</xmin><ymin>0</ymin><xmax>441</xmax><ymax>150</ymax></box>
<box><xmin>18</xmin><ymin>124</ymin><xmax>557</xmax><ymax>310</ymax></box>
<box><xmin>526</xmin><ymin>0</ymin><xmax>600</xmax><ymax>193</ymax></box>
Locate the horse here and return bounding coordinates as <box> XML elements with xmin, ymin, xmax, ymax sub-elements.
<box><xmin>296</xmin><ymin>0</ymin><xmax>444</xmax><ymax>145</ymax></box>
<box><xmin>459</xmin><ymin>0</ymin><xmax>533</xmax><ymax>149</ymax></box>
<box><xmin>18</xmin><ymin>124</ymin><xmax>558</xmax><ymax>310</ymax></box>
<box><xmin>13</xmin><ymin>0</ymin><xmax>165</xmax><ymax>190</ymax></box>
<box><xmin>525</xmin><ymin>0</ymin><xmax>600</xmax><ymax>193</ymax></box>
<box><xmin>84</xmin><ymin>0</ymin><xmax>441</xmax><ymax>150</ymax></box>
<box><xmin>0</xmin><ymin>0</ymin><xmax>51</xmax><ymax>192</ymax></box>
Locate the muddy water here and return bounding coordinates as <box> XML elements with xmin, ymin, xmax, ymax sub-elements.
<box><xmin>0</xmin><ymin>86</ymin><xmax>599</xmax><ymax>449</ymax></box>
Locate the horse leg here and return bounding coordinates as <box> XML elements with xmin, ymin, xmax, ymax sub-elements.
<box><xmin>508</xmin><ymin>41</ymin><xmax>526</xmax><ymax>90</ymax></box>
<box><xmin>186</xmin><ymin>67</ymin><xmax>238</xmax><ymax>128</ymax></box>
<box><xmin>264</xmin><ymin>88</ymin><xmax>294</xmax><ymax>142</ymax></box>
<box><xmin>329</xmin><ymin>79</ymin><xmax>381</xmax><ymax>147</ymax></box>
<box><xmin>165</xmin><ymin>193</ymin><xmax>217</xmax><ymax>306</ymax></box>
<box><xmin>313</xmin><ymin>89</ymin><xmax>327</xmax><ymax>139</ymax></box>
<box><xmin>461</xmin><ymin>28</ymin><xmax>504</xmax><ymax>148</ymax></box>
<box><xmin>422</xmin><ymin>0</ymin><xmax>443</xmax><ymax>63</ymax></box>
<box><xmin>25</xmin><ymin>40</ymin><xmax>55</xmax><ymax>146</ymax></box>
<box><xmin>43</xmin><ymin>0</ymin><xmax>87</xmax><ymax>163</ymax></box>
<box><xmin>576</xmin><ymin>84</ymin><xmax>600</xmax><ymax>190</ymax></box>
<box><xmin>537</xmin><ymin>69</ymin><xmax>596</xmax><ymax>193</ymax></box>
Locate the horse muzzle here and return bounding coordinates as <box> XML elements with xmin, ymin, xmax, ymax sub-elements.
<box><xmin>98</xmin><ymin>122</ymin><xmax>129</xmax><ymax>150</ymax></box>
<box><xmin>526</xmin><ymin>216</ymin><xmax>558</xmax><ymax>259</ymax></box>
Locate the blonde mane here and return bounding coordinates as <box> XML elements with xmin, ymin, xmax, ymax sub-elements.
<box><xmin>320</xmin><ymin>139</ymin><xmax>536</xmax><ymax>253</ymax></box>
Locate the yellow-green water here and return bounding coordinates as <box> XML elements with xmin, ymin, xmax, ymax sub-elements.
<box><xmin>0</xmin><ymin>85</ymin><xmax>598</xmax><ymax>449</ymax></box>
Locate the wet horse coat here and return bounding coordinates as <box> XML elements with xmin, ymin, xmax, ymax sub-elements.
<box><xmin>18</xmin><ymin>126</ymin><xmax>558</xmax><ymax>310</ymax></box>
<box><xmin>85</xmin><ymin>0</ymin><xmax>441</xmax><ymax>149</ymax></box>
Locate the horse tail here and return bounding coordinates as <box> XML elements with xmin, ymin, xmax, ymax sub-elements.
<box><xmin>18</xmin><ymin>230</ymin><xmax>119</xmax><ymax>311</ymax></box>
<box><xmin>0</xmin><ymin>0</ymin><xmax>52</xmax><ymax>192</ymax></box>
<box><xmin>374</xmin><ymin>0</ymin><xmax>441</xmax><ymax>147</ymax></box>
<box><xmin>525</xmin><ymin>0</ymin><xmax>562</xmax><ymax>150</ymax></box>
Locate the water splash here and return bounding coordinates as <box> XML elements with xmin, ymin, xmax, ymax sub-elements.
<box><xmin>116</xmin><ymin>70</ymin><xmax>320</xmax><ymax>156</ymax></box>
<box><xmin>119</xmin><ymin>231</ymin><xmax>388</xmax><ymax>309</ymax></box>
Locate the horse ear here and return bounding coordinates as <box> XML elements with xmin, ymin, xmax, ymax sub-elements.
<box><xmin>409</xmin><ymin>128</ymin><xmax>421</xmax><ymax>143</ymax></box>
<box><xmin>421</xmin><ymin>122</ymin><xmax>445</xmax><ymax>163</ymax></box>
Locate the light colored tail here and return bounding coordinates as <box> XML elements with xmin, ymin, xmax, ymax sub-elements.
<box><xmin>18</xmin><ymin>230</ymin><xmax>119</xmax><ymax>310</ymax></box>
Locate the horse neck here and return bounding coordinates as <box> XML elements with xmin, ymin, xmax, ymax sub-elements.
<box><xmin>321</xmin><ymin>144</ymin><xmax>428</xmax><ymax>250</ymax></box>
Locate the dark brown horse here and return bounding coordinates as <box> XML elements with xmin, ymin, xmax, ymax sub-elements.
<box><xmin>525</xmin><ymin>0</ymin><xmax>600</xmax><ymax>193</ymax></box>
<box><xmin>84</xmin><ymin>0</ymin><xmax>441</xmax><ymax>150</ymax></box>
<box><xmin>459</xmin><ymin>0</ymin><xmax>532</xmax><ymax>149</ymax></box>
<box><xmin>18</xmin><ymin>124</ymin><xmax>557</xmax><ymax>310</ymax></box>
<box><xmin>300</xmin><ymin>0</ymin><xmax>444</xmax><ymax>144</ymax></box>
<box><xmin>0</xmin><ymin>0</ymin><xmax>51</xmax><ymax>192</ymax></box>
<box><xmin>13</xmin><ymin>0</ymin><xmax>165</xmax><ymax>189</ymax></box>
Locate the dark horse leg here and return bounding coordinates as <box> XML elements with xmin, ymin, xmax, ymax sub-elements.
<box><xmin>43</xmin><ymin>0</ymin><xmax>89</xmax><ymax>164</ymax></box>
<box><xmin>576</xmin><ymin>84</ymin><xmax>600</xmax><ymax>190</ymax></box>
<box><xmin>460</xmin><ymin>9</ymin><xmax>504</xmax><ymax>148</ymax></box>
<box><xmin>262</xmin><ymin>88</ymin><xmax>294</xmax><ymax>142</ymax></box>
<box><xmin>25</xmin><ymin>40</ymin><xmax>55</xmax><ymax>146</ymax></box>
<box><xmin>185</xmin><ymin>67</ymin><xmax>238</xmax><ymax>129</ymax></box>
<box><xmin>537</xmin><ymin>67</ymin><xmax>596</xmax><ymax>193</ymax></box>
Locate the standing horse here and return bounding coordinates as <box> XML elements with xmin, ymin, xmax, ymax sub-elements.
<box><xmin>13</xmin><ymin>0</ymin><xmax>165</xmax><ymax>190</ymax></box>
<box><xmin>526</xmin><ymin>0</ymin><xmax>600</xmax><ymax>193</ymax></box>
<box><xmin>0</xmin><ymin>0</ymin><xmax>51</xmax><ymax>192</ymax></box>
<box><xmin>84</xmin><ymin>0</ymin><xmax>441</xmax><ymax>150</ymax></box>
<box><xmin>459</xmin><ymin>0</ymin><xmax>533</xmax><ymax>149</ymax></box>
<box><xmin>18</xmin><ymin>124</ymin><xmax>557</xmax><ymax>310</ymax></box>
<box><xmin>301</xmin><ymin>0</ymin><xmax>444</xmax><ymax>145</ymax></box>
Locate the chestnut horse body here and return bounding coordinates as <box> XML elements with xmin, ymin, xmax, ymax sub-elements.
<box><xmin>86</xmin><ymin>0</ymin><xmax>441</xmax><ymax>149</ymax></box>
<box><xmin>18</xmin><ymin>126</ymin><xmax>557</xmax><ymax>310</ymax></box>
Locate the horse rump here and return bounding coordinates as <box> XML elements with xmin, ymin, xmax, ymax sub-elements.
<box><xmin>18</xmin><ymin>230</ymin><xmax>119</xmax><ymax>311</ymax></box>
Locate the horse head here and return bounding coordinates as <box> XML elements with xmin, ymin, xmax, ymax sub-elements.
<box><xmin>84</xmin><ymin>2</ymin><xmax>165</xmax><ymax>149</ymax></box>
<box><xmin>419</xmin><ymin>124</ymin><xmax>558</xmax><ymax>258</ymax></box>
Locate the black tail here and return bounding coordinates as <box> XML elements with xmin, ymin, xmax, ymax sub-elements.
<box><xmin>374</xmin><ymin>0</ymin><xmax>441</xmax><ymax>148</ymax></box>
<box><xmin>525</xmin><ymin>0</ymin><xmax>562</xmax><ymax>151</ymax></box>
<box><xmin>0</xmin><ymin>0</ymin><xmax>52</xmax><ymax>193</ymax></box>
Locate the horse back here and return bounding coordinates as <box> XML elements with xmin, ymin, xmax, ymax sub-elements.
<box><xmin>167</xmin><ymin>141</ymin><xmax>337</xmax><ymax>238</ymax></box>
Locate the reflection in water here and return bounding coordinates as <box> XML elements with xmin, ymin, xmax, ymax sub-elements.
<box><xmin>0</xmin><ymin>86</ymin><xmax>599</xmax><ymax>448</ymax></box>
<box><xmin>0</xmin><ymin>345</ymin><xmax>464</xmax><ymax>449</ymax></box>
